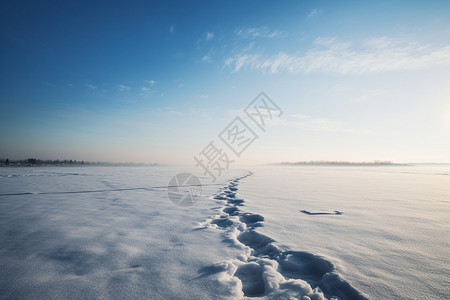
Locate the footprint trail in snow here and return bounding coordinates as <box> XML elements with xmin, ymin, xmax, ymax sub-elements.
<box><xmin>198</xmin><ymin>172</ymin><xmax>368</xmax><ymax>300</ymax></box>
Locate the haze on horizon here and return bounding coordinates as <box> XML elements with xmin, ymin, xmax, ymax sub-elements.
<box><xmin>1</xmin><ymin>0</ymin><xmax>450</xmax><ymax>165</ymax></box>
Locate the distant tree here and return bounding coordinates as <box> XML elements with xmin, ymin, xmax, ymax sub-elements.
<box><xmin>5</xmin><ymin>159</ymin><xmax>9</xmax><ymax>165</ymax></box>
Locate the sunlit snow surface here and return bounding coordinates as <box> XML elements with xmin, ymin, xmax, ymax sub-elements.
<box><xmin>0</xmin><ymin>165</ymin><xmax>449</xmax><ymax>299</ymax></box>
<box><xmin>237</xmin><ymin>165</ymin><xmax>450</xmax><ymax>300</ymax></box>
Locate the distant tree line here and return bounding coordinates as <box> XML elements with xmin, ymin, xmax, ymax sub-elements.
<box><xmin>277</xmin><ymin>160</ymin><xmax>403</xmax><ymax>166</ymax></box>
<box><xmin>276</xmin><ymin>160</ymin><xmax>405</xmax><ymax>166</ymax></box>
<box><xmin>0</xmin><ymin>158</ymin><xmax>158</xmax><ymax>167</ymax></box>
<box><xmin>0</xmin><ymin>158</ymin><xmax>85</xmax><ymax>166</ymax></box>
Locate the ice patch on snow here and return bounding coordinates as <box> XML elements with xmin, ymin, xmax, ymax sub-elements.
<box><xmin>301</xmin><ymin>210</ymin><xmax>343</xmax><ymax>216</ymax></box>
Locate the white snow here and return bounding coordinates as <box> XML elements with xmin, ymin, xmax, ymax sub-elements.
<box><xmin>0</xmin><ymin>167</ymin><xmax>245</xmax><ymax>299</ymax></box>
<box><xmin>1</xmin><ymin>165</ymin><xmax>449</xmax><ymax>299</ymax></box>
<box><xmin>237</xmin><ymin>165</ymin><xmax>450</xmax><ymax>300</ymax></box>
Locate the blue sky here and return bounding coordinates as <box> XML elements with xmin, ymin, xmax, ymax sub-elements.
<box><xmin>1</xmin><ymin>0</ymin><xmax>450</xmax><ymax>164</ymax></box>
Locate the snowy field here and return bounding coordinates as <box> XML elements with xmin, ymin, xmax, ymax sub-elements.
<box><xmin>0</xmin><ymin>165</ymin><xmax>449</xmax><ymax>299</ymax></box>
<box><xmin>238</xmin><ymin>165</ymin><xmax>450</xmax><ymax>300</ymax></box>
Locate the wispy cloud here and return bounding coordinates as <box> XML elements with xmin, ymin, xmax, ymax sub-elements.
<box><xmin>86</xmin><ymin>84</ymin><xmax>97</xmax><ymax>90</ymax></box>
<box><xmin>206</xmin><ymin>32</ymin><xmax>214</xmax><ymax>41</ymax></box>
<box><xmin>117</xmin><ymin>84</ymin><xmax>131</xmax><ymax>92</ymax></box>
<box><xmin>196</xmin><ymin>32</ymin><xmax>215</xmax><ymax>51</ymax></box>
<box><xmin>153</xmin><ymin>106</ymin><xmax>184</xmax><ymax>117</ymax></box>
<box><xmin>275</xmin><ymin>114</ymin><xmax>363</xmax><ymax>133</ymax></box>
<box><xmin>169</xmin><ymin>25</ymin><xmax>174</xmax><ymax>33</ymax></box>
<box><xmin>144</xmin><ymin>80</ymin><xmax>157</xmax><ymax>86</ymax></box>
<box><xmin>307</xmin><ymin>9</ymin><xmax>321</xmax><ymax>19</ymax></box>
<box><xmin>224</xmin><ymin>37</ymin><xmax>450</xmax><ymax>74</ymax></box>
<box><xmin>235</xmin><ymin>26</ymin><xmax>285</xmax><ymax>38</ymax></box>
<box><xmin>140</xmin><ymin>86</ymin><xmax>156</xmax><ymax>96</ymax></box>
<box><xmin>137</xmin><ymin>80</ymin><xmax>158</xmax><ymax>96</ymax></box>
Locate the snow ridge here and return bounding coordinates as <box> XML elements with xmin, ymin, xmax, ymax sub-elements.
<box><xmin>199</xmin><ymin>172</ymin><xmax>368</xmax><ymax>300</ymax></box>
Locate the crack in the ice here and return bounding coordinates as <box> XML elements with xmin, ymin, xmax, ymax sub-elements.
<box><xmin>0</xmin><ymin>183</ymin><xmax>223</xmax><ymax>197</ymax></box>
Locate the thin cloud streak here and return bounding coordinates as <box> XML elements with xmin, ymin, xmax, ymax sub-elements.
<box><xmin>272</xmin><ymin>114</ymin><xmax>365</xmax><ymax>134</ymax></box>
<box><xmin>235</xmin><ymin>26</ymin><xmax>286</xmax><ymax>38</ymax></box>
<box><xmin>117</xmin><ymin>84</ymin><xmax>131</xmax><ymax>92</ymax></box>
<box><xmin>144</xmin><ymin>80</ymin><xmax>157</xmax><ymax>86</ymax></box>
<box><xmin>225</xmin><ymin>37</ymin><xmax>450</xmax><ymax>74</ymax></box>
<box><xmin>307</xmin><ymin>9</ymin><xmax>320</xmax><ymax>19</ymax></box>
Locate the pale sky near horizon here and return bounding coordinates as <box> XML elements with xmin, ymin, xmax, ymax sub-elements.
<box><xmin>1</xmin><ymin>0</ymin><xmax>450</xmax><ymax>165</ymax></box>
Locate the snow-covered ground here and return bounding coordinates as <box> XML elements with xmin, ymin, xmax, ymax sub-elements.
<box><xmin>237</xmin><ymin>165</ymin><xmax>450</xmax><ymax>300</ymax></box>
<box><xmin>0</xmin><ymin>165</ymin><xmax>449</xmax><ymax>299</ymax></box>
<box><xmin>0</xmin><ymin>166</ymin><xmax>245</xmax><ymax>299</ymax></box>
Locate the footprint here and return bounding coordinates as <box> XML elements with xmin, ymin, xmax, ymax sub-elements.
<box><xmin>223</xmin><ymin>206</ymin><xmax>239</xmax><ymax>215</ymax></box>
<box><xmin>240</xmin><ymin>213</ymin><xmax>264</xmax><ymax>225</ymax></box>
<box><xmin>211</xmin><ymin>216</ymin><xmax>234</xmax><ymax>228</ymax></box>
<box><xmin>214</xmin><ymin>195</ymin><xmax>228</xmax><ymax>200</ymax></box>
<box><xmin>237</xmin><ymin>230</ymin><xmax>274</xmax><ymax>250</ymax></box>
<box><xmin>224</xmin><ymin>191</ymin><xmax>236</xmax><ymax>198</ymax></box>
<box><xmin>227</xmin><ymin>199</ymin><xmax>244</xmax><ymax>205</ymax></box>
<box><xmin>277</xmin><ymin>251</ymin><xmax>333</xmax><ymax>284</ymax></box>
<box><xmin>234</xmin><ymin>262</ymin><xmax>265</xmax><ymax>297</ymax></box>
